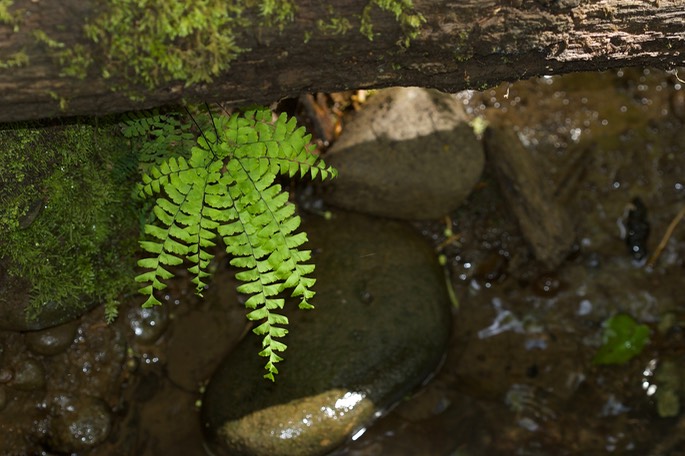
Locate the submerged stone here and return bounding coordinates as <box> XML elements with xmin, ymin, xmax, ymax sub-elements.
<box><xmin>25</xmin><ymin>319</ymin><xmax>79</xmax><ymax>356</ymax></box>
<box><xmin>321</xmin><ymin>87</ymin><xmax>484</xmax><ymax>220</ymax></box>
<box><xmin>201</xmin><ymin>210</ymin><xmax>451</xmax><ymax>456</ymax></box>
<box><xmin>47</xmin><ymin>393</ymin><xmax>112</xmax><ymax>452</ymax></box>
<box><xmin>9</xmin><ymin>358</ymin><xmax>45</xmax><ymax>391</ymax></box>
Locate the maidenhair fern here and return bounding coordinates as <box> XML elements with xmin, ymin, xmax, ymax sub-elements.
<box><xmin>124</xmin><ymin>107</ymin><xmax>336</xmax><ymax>380</ymax></box>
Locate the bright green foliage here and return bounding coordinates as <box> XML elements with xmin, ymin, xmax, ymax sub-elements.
<box><xmin>127</xmin><ymin>107</ymin><xmax>336</xmax><ymax>380</ymax></box>
<box><xmin>593</xmin><ymin>314</ymin><xmax>650</xmax><ymax>365</ymax></box>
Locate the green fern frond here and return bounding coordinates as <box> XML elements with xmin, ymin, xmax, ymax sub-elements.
<box><xmin>132</xmin><ymin>107</ymin><xmax>336</xmax><ymax>380</ymax></box>
<box><xmin>122</xmin><ymin>110</ymin><xmax>196</xmax><ymax>169</ymax></box>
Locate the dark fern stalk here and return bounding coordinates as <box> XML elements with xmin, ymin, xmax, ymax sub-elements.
<box><xmin>123</xmin><ymin>108</ymin><xmax>336</xmax><ymax>380</ymax></box>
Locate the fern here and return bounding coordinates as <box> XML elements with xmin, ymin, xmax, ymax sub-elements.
<box><xmin>121</xmin><ymin>110</ymin><xmax>196</xmax><ymax>168</ymax></box>
<box><xmin>126</xmin><ymin>107</ymin><xmax>336</xmax><ymax>380</ymax></box>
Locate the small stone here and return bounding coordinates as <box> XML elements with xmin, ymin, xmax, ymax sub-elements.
<box><xmin>47</xmin><ymin>393</ymin><xmax>112</xmax><ymax>453</ymax></box>
<box><xmin>202</xmin><ymin>210</ymin><xmax>451</xmax><ymax>455</ymax></box>
<box><xmin>25</xmin><ymin>319</ymin><xmax>79</xmax><ymax>356</ymax></box>
<box><xmin>321</xmin><ymin>87</ymin><xmax>484</xmax><ymax>220</ymax></box>
<box><xmin>127</xmin><ymin>303</ymin><xmax>169</xmax><ymax>344</ymax></box>
<box><xmin>10</xmin><ymin>358</ymin><xmax>45</xmax><ymax>391</ymax></box>
<box><xmin>0</xmin><ymin>368</ymin><xmax>12</xmax><ymax>383</ymax></box>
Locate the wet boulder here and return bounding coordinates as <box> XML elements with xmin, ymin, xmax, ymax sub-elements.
<box><xmin>201</xmin><ymin>210</ymin><xmax>452</xmax><ymax>456</ymax></box>
<box><xmin>25</xmin><ymin>319</ymin><xmax>79</xmax><ymax>356</ymax></box>
<box><xmin>321</xmin><ymin>87</ymin><xmax>484</xmax><ymax>220</ymax></box>
<box><xmin>47</xmin><ymin>393</ymin><xmax>113</xmax><ymax>453</ymax></box>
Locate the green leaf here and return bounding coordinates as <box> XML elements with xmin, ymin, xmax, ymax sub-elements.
<box><xmin>142</xmin><ymin>294</ymin><xmax>162</xmax><ymax>308</ymax></box>
<box><xmin>247</xmin><ymin>307</ymin><xmax>269</xmax><ymax>321</ymax></box>
<box><xmin>593</xmin><ymin>314</ymin><xmax>650</xmax><ymax>365</ymax></box>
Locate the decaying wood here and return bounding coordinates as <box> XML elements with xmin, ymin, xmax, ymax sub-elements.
<box><xmin>483</xmin><ymin>126</ymin><xmax>576</xmax><ymax>269</ymax></box>
<box><xmin>1</xmin><ymin>0</ymin><xmax>685</xmax><ymax>123</ymax></box>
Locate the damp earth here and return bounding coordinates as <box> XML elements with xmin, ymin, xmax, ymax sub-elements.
<box><xmin>1</xmin><ymin>68</ymin><xmax>685</xmax><ymax>455</ymax></box>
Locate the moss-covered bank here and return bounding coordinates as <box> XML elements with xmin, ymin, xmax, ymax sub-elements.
<box><xmin>0</xmin><ymin>121</ymin><xmax>140</xmax><ymax>325</ymax></box>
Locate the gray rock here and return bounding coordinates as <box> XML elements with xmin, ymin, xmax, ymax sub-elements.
<box><xmin>321</xmin><ymin>87</ymin><xmax>484</xmax><ymax>220</ymax></box>
<box><xmin>202</xmin><ymin>210</ymin><xmax>451</xmax><ymax>456</ymax></box>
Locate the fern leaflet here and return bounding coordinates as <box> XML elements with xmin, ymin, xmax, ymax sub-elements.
<box><xmin>128</xmin><ymin>107</ymin><xmax>336</xmax><ymax>380</ymax></box>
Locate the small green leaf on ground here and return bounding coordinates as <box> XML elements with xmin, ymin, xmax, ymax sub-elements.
<box><xmin>593</xmin><ymin>314</ymin><xmax>650</xmax><ymax>365</ymax></box>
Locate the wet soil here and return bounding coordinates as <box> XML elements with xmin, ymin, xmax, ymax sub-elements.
<box><xmin>2</xmin><ymin>68</ymin><xmax>685</xmax><ymax>455</ymax></box>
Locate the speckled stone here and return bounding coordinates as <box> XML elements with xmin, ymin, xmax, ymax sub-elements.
<box><xmin>47</xmin><ymin>393</ymin><xmax>112</xmax><ymax>453</ymax></box>
<box><xmin>201</xmin><ymin>210</ymin><xmax>451</xmax><ymax>456</ymax></box>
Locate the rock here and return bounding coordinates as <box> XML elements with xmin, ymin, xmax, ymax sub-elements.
<box><xmin>202</xmin><ymin>210</ymin><xmax>451</xmax><ymax>456</ymax></box>
<box><xmin>25</xmin><ymin>319</ymin><xmax>79</xmax><ymax>356</ymax></box>
<box><xmin>9</xmin><ymin>358</ymin><xmax>45</xmax><ymax>391</ymax></box>
<box><xmin>321</xmin><ymin>87</ymin><xmax>484</xmax><ymax>220</ymax></box>
<box><xmin>126</xmin><ymin>301</ymin><xmax>169</xmax><ymax>344</ymax></box>
<box><xmin>47</xmin><ymin>393</ymin><xmax>112</xmax><ymax>452</ymax></box>
<box><xmin>483</xmin><ymin>126</ymin><xmax>575</xmax><ymax>269</ymax></box>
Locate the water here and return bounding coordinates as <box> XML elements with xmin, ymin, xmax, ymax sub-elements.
<box><xmin>340</xmin><ymin>69</ymin><xmax>685</xmax><ymax>455</ymax></box>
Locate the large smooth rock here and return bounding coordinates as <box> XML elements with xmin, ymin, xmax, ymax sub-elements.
<box><xmin>321</xmin><ymin>87</ymin><xmax>484</xmax><ymax>220</ymax></box>
<box><xmin>201</xmin><ymin>210</ymin><xmax>451</xmax><ymax>456</ymax></box>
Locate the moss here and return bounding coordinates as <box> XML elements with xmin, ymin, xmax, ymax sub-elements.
<box><xmin>0</xmin><ymin>121</ymin><xmax>140</xmax><ymax>322</ymax></box>
<box><xmin>55</xmin><ymin>0</ymin><xmax>296</xmax><ymax>91</ymax></box>
<box><xmin>33</xmin><ymin>30</ymin><xmax>65</xmax><ymax>49</ymax></box>
<box><xmin>317</xmin><ymin>6</ymin><xmax>353</xmax><ymax>36</ymax></box>
<box><xmin>0</xmin><ymin>0</ymin><xmax>21</xmax><ymax>30</ymax></box>
<box><xmin>452</xmin><ymin>30</ymin><xmax>473</xmax><ymax>63</ymax></box>
<box><xmin>46</xmin><ymin>0</ymin><xmax>422</xmax><ymax>92</ymax></box>
<box><xmin>0</xmin><ymin>50</ymin><xmax>28</xmax><ymax>68</ymax></box>
<box><xmin>360</xmin><ymin>0</ymin><xmax>425</xmax><ymax>47</ymax></box>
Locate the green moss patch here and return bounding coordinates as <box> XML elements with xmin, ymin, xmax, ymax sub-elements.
<box><xmin>0</xmin><ymin>121</ymin><xmax>140</xmax><ymax>322</ymax></box>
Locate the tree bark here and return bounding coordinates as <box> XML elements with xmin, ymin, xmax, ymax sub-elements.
<box><xmin>1</xmin><ymin>0</ymin><xmax>684</xmax><ymax>123</ymax></box>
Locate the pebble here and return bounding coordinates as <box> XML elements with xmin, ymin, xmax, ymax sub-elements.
<box><xmin>25</xmin><ymin>319</ymin><xmax>79</xmax><ymax>356</ymax></box>
<box><xmin>10</xmin><ymin>358</ymin><xmax>45</xmax><ymax>391</ymax></box>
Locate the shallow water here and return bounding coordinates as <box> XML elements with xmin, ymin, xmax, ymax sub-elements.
<box><xmin>338</xmin><ymin>69</ymin><xmax>685</xmax><ymax>455</ymax></box>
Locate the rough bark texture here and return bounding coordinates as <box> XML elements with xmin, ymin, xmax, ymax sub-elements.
<box><xmin>1</xmin><ymin>0</ymin><xmax>684</xmax><ymax>123</ymax></box>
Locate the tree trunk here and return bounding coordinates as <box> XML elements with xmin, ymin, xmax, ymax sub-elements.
<box><xmin>1</xmin><ymin>0</ymin><xmax>684</xmax><ymax>123</ymax></box>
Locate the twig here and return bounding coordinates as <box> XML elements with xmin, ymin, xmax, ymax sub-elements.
<box><xmin>646</xmin><ymin>205</ymin><xmax>685</xmax><ymax>268</ymax></box>
<box><xmin>435</xmin><ymin>233</ymin><xmax>463</xmax><ymax>252</ymax></box>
